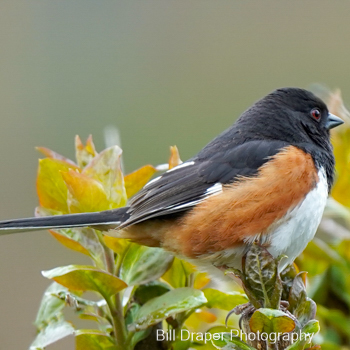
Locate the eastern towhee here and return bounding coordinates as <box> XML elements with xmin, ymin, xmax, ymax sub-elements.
<box><xmin>0</xmin><ymin>88</ymin><xmax>344</xmax><ymax>274</ymax></box>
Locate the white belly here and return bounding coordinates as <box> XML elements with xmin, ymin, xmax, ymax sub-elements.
<box><xmin>267</xmin><ymin>167</ymin><xmax>328</xmax><ymax>269</ymax></box>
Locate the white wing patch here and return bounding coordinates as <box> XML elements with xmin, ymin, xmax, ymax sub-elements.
<box><xmin>205</xmin><ymin>183</ymin><xmax>223</xmax><ymax>196</ymax></box>
<box><xmin>165</xmin><ymin>182</ymin><xmax>223</xmax><ymax>212</ymax></box>
<box><xmin>166</xmin><ymin>199</ymin><xmax>203</xmax><ymax>211</ymax></box>
<box><xmin>144</xmin><ymin>175</ymin><xmax>162</xmax><ymax>188</ymax></box>
<box><xmin>167</xmin><ymin>161</ymin><xmax>195</xmax><ymax>173</ymax></box>
<box><xmin>144</xmin><ymin>161</ymin><xmax>196</xmax><ymax>189</ymax></box>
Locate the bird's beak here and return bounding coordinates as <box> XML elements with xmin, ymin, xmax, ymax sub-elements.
<box><xmin>326</xmin><ymin>113</ymin><xmax>344</xmax><ymax>130</ymax></box>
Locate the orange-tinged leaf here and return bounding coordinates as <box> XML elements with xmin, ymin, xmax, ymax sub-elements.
<box><xmin>193</xmin><ymin>272</ymin><xmax>211</xmax><ymax>289</ymax></box>
<box><xmin>36</xmin><ymin>158</ymin><xmax>79</xmax><ymax>212</ymax></box>
<box><xmin>42</xmin><ymin>265</ymin><xmax>127</xmax><ymax>298</ymax></box>
<box><xmin>168</xmin><ymin>145</ymin><xmax>182</xmax><ymax>169</ymax></box>
<box><xmin>61</xmin><ymin>169</ymin><xmax>110</xmax><ymax>213</ymax></box>
<box><xmin>103</xmin><ymin>235</ymin><xmax>130</xmax><ymax>255</ymax></box>
<box><xmin>36</xmin><ymin>205</ymin><xmax>107</xmax><ymax>268</ymax></box>
<box><xmin>83</xmin><ymin>146</ymin><xmax>127</xmax><ymax>207</ymax></box>
<box><xmin>75</xmin><ymin>135</ymin><xmax>98</xmax><ymax>168</ymax></box>
<box><xmin>50</xmin><ymin>230</ymin><xmax>90</xmax><ymax>256</ymax></box>
<box><xmin>36</xmin><ymin>147</ymin><xmax>77</xmax><ymax>166</ymax></box>
<box><xmin>249</xmin><ymin>308</ymin><xmax>295</xmax><ymax>334</ymax></box>
<box><xmin>186</xmin><ymin>309</ymin><xmax>217</xmax><ymax>328</ymax></box>
<box><xmin>124</xmin><ymin>165</ymin><xmax>157</xmax><ymax>198</ymax></box>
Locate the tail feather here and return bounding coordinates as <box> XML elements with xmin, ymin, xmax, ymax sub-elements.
<box><xmin>0</xmin><ymin>207</ymin><xmax>130</xmax><ymax>235</ymax></box>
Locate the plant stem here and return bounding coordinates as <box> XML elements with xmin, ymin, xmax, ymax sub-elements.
<box><xmin>106</xmin><ymin>293</ymin><xmax>130</xmax><ymax>350</ymax></box>
<box><xmin>96</xmin><ymin>230</ymin><xmax>115</xmax><ymax>274</ymax></box>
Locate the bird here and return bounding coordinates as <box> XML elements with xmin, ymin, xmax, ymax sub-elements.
<box><xmin>0</xmin><ymin>87</ymin><xmax>344</xmax><ymax>275</ymax></box>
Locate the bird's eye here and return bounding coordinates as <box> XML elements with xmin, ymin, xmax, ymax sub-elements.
<box><xmin>310</xmin><ymin>108</ymin><xmax>321</xmax><ymax>122</ymax></box>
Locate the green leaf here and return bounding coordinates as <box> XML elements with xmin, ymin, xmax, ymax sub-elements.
<box><xmin>36</xmin><ymin>158</ymin><xmax>79</xmax><ymax>212</ymax></box>
<box><xmin>34</xmin><ymin>282</ymin><xmax>69</xmax><ymax>330</ymax></box>
<box><xmin>162</xmin><ymin>257</ymin><xmax>195</xmax><ymax>288</ymax></box>
<box><xmin>76</xmin><ymin>301</ymin><xmax>111</xmax><ymax>330</ymax></box>
<box><xmin>83</xmin><ymin>145</ymin><xmax>127</xmax><ymax>207</ymax></box>
<box><xmin>249</xmin><ymin>308</ymin><xmax>295</xmax><ymax>334</ymax></box>
<box><xmin>129</xmin><ymin>287</ymin><xmax>207</xmax><ymax>331</ymax></box>
<box><xmin>29</xmin><ymin>318</ymin><xmax>75</xmax><ymax>350</ymax></box>
<box><xmin>285</xmin><ymin>320</ymin><xmax>319</xmax><ymax>350</ymax></box>
<box><xmin>280</xmin><ymin>264</ymin><xmax>299</xmax><ymax>301</ymax></box>
<box><xmin>243</xmin><ymin>243</ymin><xmax>281</xmax><ymax>308</ymax></box>
<box><xmin>131</xmin><ymin>328</ymin><xmax>152</xmax><ymax>349</ymax></box>
<box><xmin>211</xmin><ymin>332</ymin><xmax>255</xmax><ymax>350</ymax></box>
<box><xmin>50</xmin><ymin>227</ymin><xmax>107</xmax><ymax>269</ymax></box>
<box><xmin>190</xmin><ymin>326</ymin><xmax>234</xmax><ymax>349</ymax></box>
<box><xmin>42</xmin><ymin>265</ymin><xmax>127</xmax><ymax>298</ymax></box>
<box><xmin>288</xmin><ymin>272</ymin><xmax>307</xmax><ymax>314</ymax></box>
<box><xmin>134</xmin><ymin>281</ymin><xmax>171</xmax><ymax>305</ymax></box>
<box><xmin>75</xmin><ymin>330</ymin><xmax>115</xmax><ymax>350</ymax></box>
<box><xmin>294</xmin><ymin>297</ymin><xmax>317</xmax><ymax>327</ymax></box>
<box><xmin>36</xmin><ymin>206</ymin><xmax>107</xmax><ymax>268</ymax></box>
<box><xmin>120</xmin><ymin>244</ymin><xmax>174</xmax><ymax>286</ymax></box>
<box><xmin>124</xmin><ymin>304</ymin><xmax>152</xmax><ymax>348</ymax></box>
<box><xmin>203</xmin><ymin>288</ymin><xmax>248</xmax><ymax>311</ymax></box>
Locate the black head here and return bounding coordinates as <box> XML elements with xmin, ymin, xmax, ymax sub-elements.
<box><xmin>237</xmin><ymin>87</ymin><xmax>343</xmax><ymax>149</ymax></box>
<box><xmin>236</xmin><ymin>87</ymin><xmax>344</xmax><ymax>190</ymax></box>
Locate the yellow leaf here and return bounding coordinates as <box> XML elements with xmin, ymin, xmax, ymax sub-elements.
<box><xmin>331</xmin><ymin>127</ymin><xmax>350</xmax><ymax>207</ymax></box>
<box><xmin>50</xmin><ymin>230</ymin><xmax>90</xmax><ymax>256</ymax></box>
<box><xmin>193</xmin><ymin>272</ymin><xmax>211</xmax><ymax>290</ymax></box>
<box><xmin>168</xmin><ymin>145</ymin><xmax>182</xmax><ymax>169</ymax></box>
<box><xmin>162</xmin><ymin>257</ymin><xmax>196</xmax><ymax>288</ymax></box>
<box><xmin>103</xmin><ymin>234</ymin><xmax>130</xmax><ymax>255</ymax></box>
<box><xmin>61</xmin><ymin>169</ymin><xmax>110</xmax><ymax>213</ymax></box>
<box><xmin>83</xmin><ymin>146</ymin><xmax>127</xmax><ymax>208</ymax></box>
<box><xmin>75</xmin><ymin>135</ymin><xmax>98</xmax><ymax>168</ymax></box>
<box><xmin>124</xmin><ymin>165</ymin><xmax>157</xmax><ymax>198</ymax></box>
<box><xmin>42</xmin><ymin>265</ymin><xmax>127</xmax><ymax>298</ymax></box>
<box><xmin>76</xmin><ymin>330</ymin><xmax>115</xmax><ymax>350</ymax></box>
<box><xmin>36</xmin><ymin>158</ymin><xmax>79</xmax><ymax>213</ymax></box>
<box><xmin>185</xmin><ymin>309</ymin><xmax>217</xmax><ymax>330</ymax></box>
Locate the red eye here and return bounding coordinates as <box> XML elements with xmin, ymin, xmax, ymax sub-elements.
<box><xmin>310</xmin><ymin>108</ymin><xmax>321</xmax><ymax>121</ymax></box>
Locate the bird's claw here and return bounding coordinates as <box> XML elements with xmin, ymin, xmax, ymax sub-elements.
<box><xmin>225</xmin><ymin>300</ymin><xmax>291</xmax><ymax>329</ymax></box>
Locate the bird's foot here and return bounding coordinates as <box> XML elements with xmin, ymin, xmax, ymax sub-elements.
<box><xmin>225</xmin><ymin>302</ymin><xmax>255</xmax><ymax>328</ymax></box>
<box><xmin>225</xmin><ymin>300</ymin><xmax>291</xmax><ymax>328</ymax></box>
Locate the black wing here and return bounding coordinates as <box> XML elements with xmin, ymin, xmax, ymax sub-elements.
<box><xmin>121</xmin><ymin>140</ymin><xmax>288</xmax><ymax>227</ymax></box>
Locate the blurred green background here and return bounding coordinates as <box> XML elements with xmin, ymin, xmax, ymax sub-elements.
<box><xmin>1</xmin><ymin>1</ymin><xmax>350</xmax><ymax>348</ymax></box>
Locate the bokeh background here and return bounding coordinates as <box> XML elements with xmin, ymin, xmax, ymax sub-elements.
<box><xmin>1</xmin><ymin>1</ymin><xmax>350</xmax><ymax>348</ymax></box>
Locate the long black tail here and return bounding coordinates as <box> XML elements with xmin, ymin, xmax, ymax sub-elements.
<box><xmin>0</xmin><ymin>207</ymin><xmax>130</xmax><ymax>235</ymax></box>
